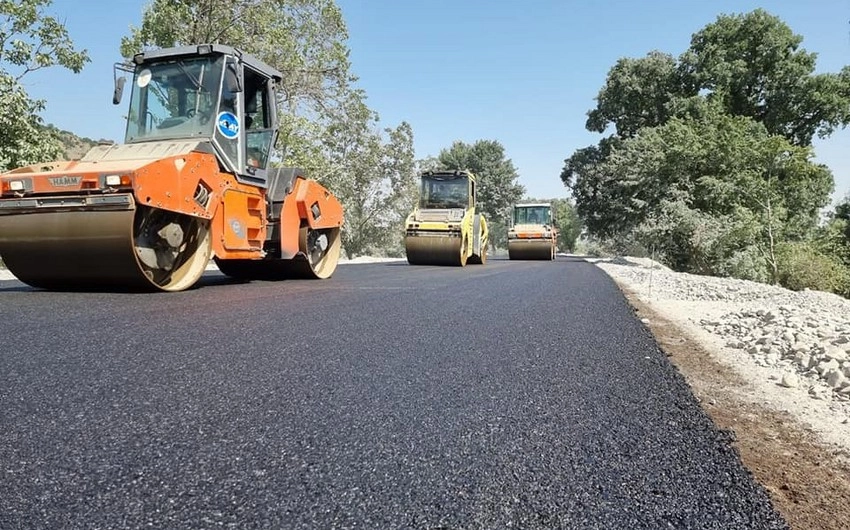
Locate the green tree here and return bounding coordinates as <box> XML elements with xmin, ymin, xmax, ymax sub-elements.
<box><xmin>560</xmin><ymin>136</ymin><xmax>623</xmax><ymax>238</ymax></box>
<box><xmin>586</xmin><ymin>51</ymin><xmax>690</xmax><ymax>138</ymax></box>
<box><xmin>812</xmin><ymin>194</ymin><xmax>850</xmax><ymax>296</ymax></box>
<box><xmin>436</xmin><ymin>140</ymin><xmax>525</xmax><ymax>237</ymax></box>
<box><xmin>582</xmin><ymin>9</ymin><xmax>850</xmax><ymax>150</ymax></box>
<box><xmin>121</xmin><ymin>0</ymin><xmax>357</xmax><ymax>172</ymax></box>
<box><xmin>379</xmin><ymin>122</ymin><xmax>419</xmax><ymax>256</ymax></box>
<box><xmin>587</xmin><ymin>105</ymin><xmax>831</xmax><ymax>277</ymax></box>
<box><xmin>322</xmin><ymin>93</ymin><xmax>416</xmax><ymax>258</ymax></box>
<box><xmin>0</xmin><ymin>0</ymin><xmax>89</xmax><ymax>79</ymax></box>
<box><xmin>0</xmin><ymin>0</ymin><xmax>89</xmax><ymax>170</ymax></box>
<box><xmin>563</xmin><ymin>9</ymin><xmax>847</xmax><ymax>283</ymax></box>
<box><xmin>681</xmin><ymin>9</ymin><xmax>850</xmax><ymax>146</ymax></box>
<box><xmin>836</xmin><ymin>194</ymin><xmax>850</xmax><ymax>243</ymax></box>
<box><xmin>551</xmin><ymin>198</ymin><xmax>581</xmax><ymax>252</ymax></box>
<box><xmin>775</xmin><ymin>241</ymin><xmax>850</xmax><ymax>296</ymax></box>
<box><xmin>0</xmin><ymin>74</ymin><xmax>62</xmax><ymax>169</ymax></box>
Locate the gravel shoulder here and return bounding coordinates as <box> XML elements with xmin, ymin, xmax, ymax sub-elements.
<box><xmin>590</xmin><ymin>256</ymin><xmax>850</xmax><ymax>530</ymax></box>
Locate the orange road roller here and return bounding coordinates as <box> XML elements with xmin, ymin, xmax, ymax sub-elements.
<box><xmin>507</xmin><ymin>202</ymin><xmax>557</xmax><ymax>260</ymax></box>
<box><xmin>0</xmin><ymin>44</ymin><xmax>343</xmax><ymax>291</ymax></box>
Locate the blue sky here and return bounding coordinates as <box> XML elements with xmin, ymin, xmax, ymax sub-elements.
<box><xmin>21</xmin><ymin>0</ymin><xmax>850</xmax><ymax>205</ymax></box>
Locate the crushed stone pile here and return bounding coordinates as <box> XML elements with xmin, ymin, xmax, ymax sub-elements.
<box><xmin>592</xmin><ymin>257</ymin><xmax>850</xmax><ymax>406</ymax></box>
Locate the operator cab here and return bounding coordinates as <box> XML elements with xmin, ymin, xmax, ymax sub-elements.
<box><xmin>114</xmin><ymin>44</ymin><xmax>282</xmax><ymax>187</ymax></box>
<box><xmin>419</xmin><ymin>170</ymin><xmax>475</xmax><ymax>210</ymax></box>
<box><xmin>513</xmin><ymin>204</ymin><xmax>552</xmax><ymax>226</ymax></box>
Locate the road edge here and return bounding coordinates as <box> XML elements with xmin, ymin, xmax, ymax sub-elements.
<box><xmin>619</xmin><ymin>284</ymin><xmax>850</xmax><ymax>530</ymax></box>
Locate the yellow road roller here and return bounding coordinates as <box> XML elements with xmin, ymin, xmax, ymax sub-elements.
<box><xmin>508</xmin><ymin>203</ymin><xmax>557</xmax><ymax>260</ymax></box>
<box><xmin>404</xmin><ymin>170</ymin><xmax>488</xmax><ymax>266</ymax></box>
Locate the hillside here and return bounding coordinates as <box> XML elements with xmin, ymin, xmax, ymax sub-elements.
<box><xmin>45</xmin><ymin>124</ymin><xmax>109</xmax><ymax>160</ymax></box>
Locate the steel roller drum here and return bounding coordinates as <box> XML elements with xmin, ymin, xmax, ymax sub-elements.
<box><xmin>0</xmin><ymin>198</ymin><xmax>212</xmax><ymax>291</ymax></box>
<box><xmin>405</xmin><ymin>233</ymin><xmax>465</xmax><ymax>266</ymax></box>
<box><xmin>508</xmin><ymin>240</ymin><xmax>554</xmax><ymax>260</ymax></box>
<box><xmin>215</xmin><ymin>226</ymin><xmax>342</xmax><ymax>280</ymax></box>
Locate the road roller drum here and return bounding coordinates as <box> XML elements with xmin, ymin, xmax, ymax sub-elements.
<box><xmin>405</xmin><ymin>232</ymin><xmax>465</xmax><ymax>266</ymax></box>
<box><xmin>0</xmin><ymin>197</ymin><xmax>212</xmax><ymax>291</ymax></box>
<box><xmin>507</xmin><ymin>240</ymin><xmax>555</xmax><ymax>261</ymax></box>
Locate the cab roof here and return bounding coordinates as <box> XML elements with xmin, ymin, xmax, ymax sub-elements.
<box><xmin>421</xmin><ymin>170</ymin><xmax>476</xmax><ymax>182</ymax></box>
<box><xmin>132</xmin><ymin>43</ymin><xmax>283</xmax><ymax>83</ymax></box>
<box><xmin>515</xmin><ymin>203</ymin><xmax>552</xmax><ymax>208</ymax></box>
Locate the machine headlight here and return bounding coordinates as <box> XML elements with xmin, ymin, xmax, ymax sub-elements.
<box><xmin>1</xmin><ymin>178</ymin><xmax>31</xmax><ymax>194</ymax></box>
<box><xmin>100</xmin><ymin>175</ymin><xmax>133</xmax><ymax>188</ymax></box>
<box><xmin>101</xmin><ymin>174</ymin><xmax>133</xmax><ymax>188</ymax></box>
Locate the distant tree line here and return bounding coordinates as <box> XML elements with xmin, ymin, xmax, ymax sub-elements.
<box><xmin>562</xmin><ymin>9</ymin><xmax>850</xmax><ymax>297</ymax></box>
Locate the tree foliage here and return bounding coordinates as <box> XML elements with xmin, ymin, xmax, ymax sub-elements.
<box><xmin>836</xmin><ymin>194</ymin><xmax>850</xmax><ymax>243</ymax></box>
<box><xmin>120</xmin><ymin>0</ymin><xmax>355</xmax><ymax>169</ymax></box>
<box><xmin>681</xmin><ymin>9</ymin><xmax>850</xmax><ymax>146</ymax></box>
<box><xmin>813</xmin><ymin>194</ymin><xmax>850</xmax><ymax>292</ymax></box>
<box><xmin>436</xmin><ymin>140</ymin><xmax>525</xmax><ymax>231</ymax></box>
<box><xmin>582</xmin><ymin>102</ymin><xmax>832</xmax><ymax>276</ymax></box>
<box><xmin>582</xmin><ymin>9</ymin><xmax>850</xmax><ymax>150</ymax></box>
<box><xmin>550</xmin><ymin>198</ymin><xmax>581</xmax><ymax>252</ymax></box>
<box><xmin>0</xmin><ymin>0</ymin><xmax>89</xmax><ymax>80</ymax></box>
<box><xmin>0</xmin><ymin>73</ymin><xmax>63</xmax><ymax>170</ymax></box>
<box><xmin>775</xmin><ymin>241</ymin><xmax>850</xmax><ymax>296</ymax></box>
<box><xmin>0</xmin><ymin>0</ymin><xmax>89</xmax><ymax>171</ymax></box>
<box><xmin>560</xmin><ymin>136</ymin><xmax>621</xmax><ymax>237</ymax></box>
<box><xmin>586</xmin><ymin>51</ymin><xmax>687</xmax><ymax>138</ymax></box>
<box><xmin>323</xmin><ymin>96</ymin><xmax>417</xmax><ymax>258</ymax></box>
<box><xmin>563</xmin><ymin>9</ymin><xmax>847</xmax><ymax>291</ymax></box>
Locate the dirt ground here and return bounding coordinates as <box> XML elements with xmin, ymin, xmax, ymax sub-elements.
<box><xmin>623</xmin><ymin>288</ymin><xmax>850</xmax><ymax>530</ymax></box>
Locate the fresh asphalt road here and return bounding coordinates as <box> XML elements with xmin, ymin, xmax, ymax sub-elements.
<box><xmin>0</xmin><ymin>257</ymin><xmax>787</xmax><ymax>529</ymax></box>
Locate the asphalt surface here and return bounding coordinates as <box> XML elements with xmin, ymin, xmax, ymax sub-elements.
<box><xmin>0</xmin><ymin>257</ymin><xmax>788</xmax><ymax>529</ymax></box>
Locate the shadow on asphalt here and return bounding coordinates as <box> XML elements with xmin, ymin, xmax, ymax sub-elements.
<box><xmin>0</xmin><ymin>255</ymin><xmax>597</xmax><ymax>293</ymax></box>
<box><xmin>0</xmin><ymin>271</ymin><xmax>248</xmax><ymax>294</ymax></box>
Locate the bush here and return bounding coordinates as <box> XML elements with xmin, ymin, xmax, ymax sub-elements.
<box><xmin>587</xmin><ymin>234</ymin><xmax>650</xmax><ymax>259</ymax></box>
<box><xmin>813</xmin><ymin>218</ymin><xmax>850</xmax><ymax>268</ymax></box>
<box><xmin>576</xmin><ymin>238</ymin><xmax>610</xmax><ymax>258</ymax></box>
<box><xmin>775</xmin><ymin>242</ymin><xmax>850</xmax><ymax>296</ymax></box>
<box><xmin>721</xmin><ymin>246</ymin><xmax>771</xmax><ymax>283</ymax></box>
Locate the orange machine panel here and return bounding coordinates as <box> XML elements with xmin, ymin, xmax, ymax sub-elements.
<box><xmin>295</xmin><ymin>179</ymin><xmax>344</xmax><ymax>229</ymax></box>
<box><xmin>219</xmin><ymin>189</ymin><xmax>267</xmax><ymax>252</ymax></box>
<box><xmin>278</xmin><ymin>177</ymin><xmax>344</xmax><ymax>259</ymax></box>
<box><xmin>132</xmin><ymin>152</ymin><xmax>222</xmax><ymax>219</ymax></box>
